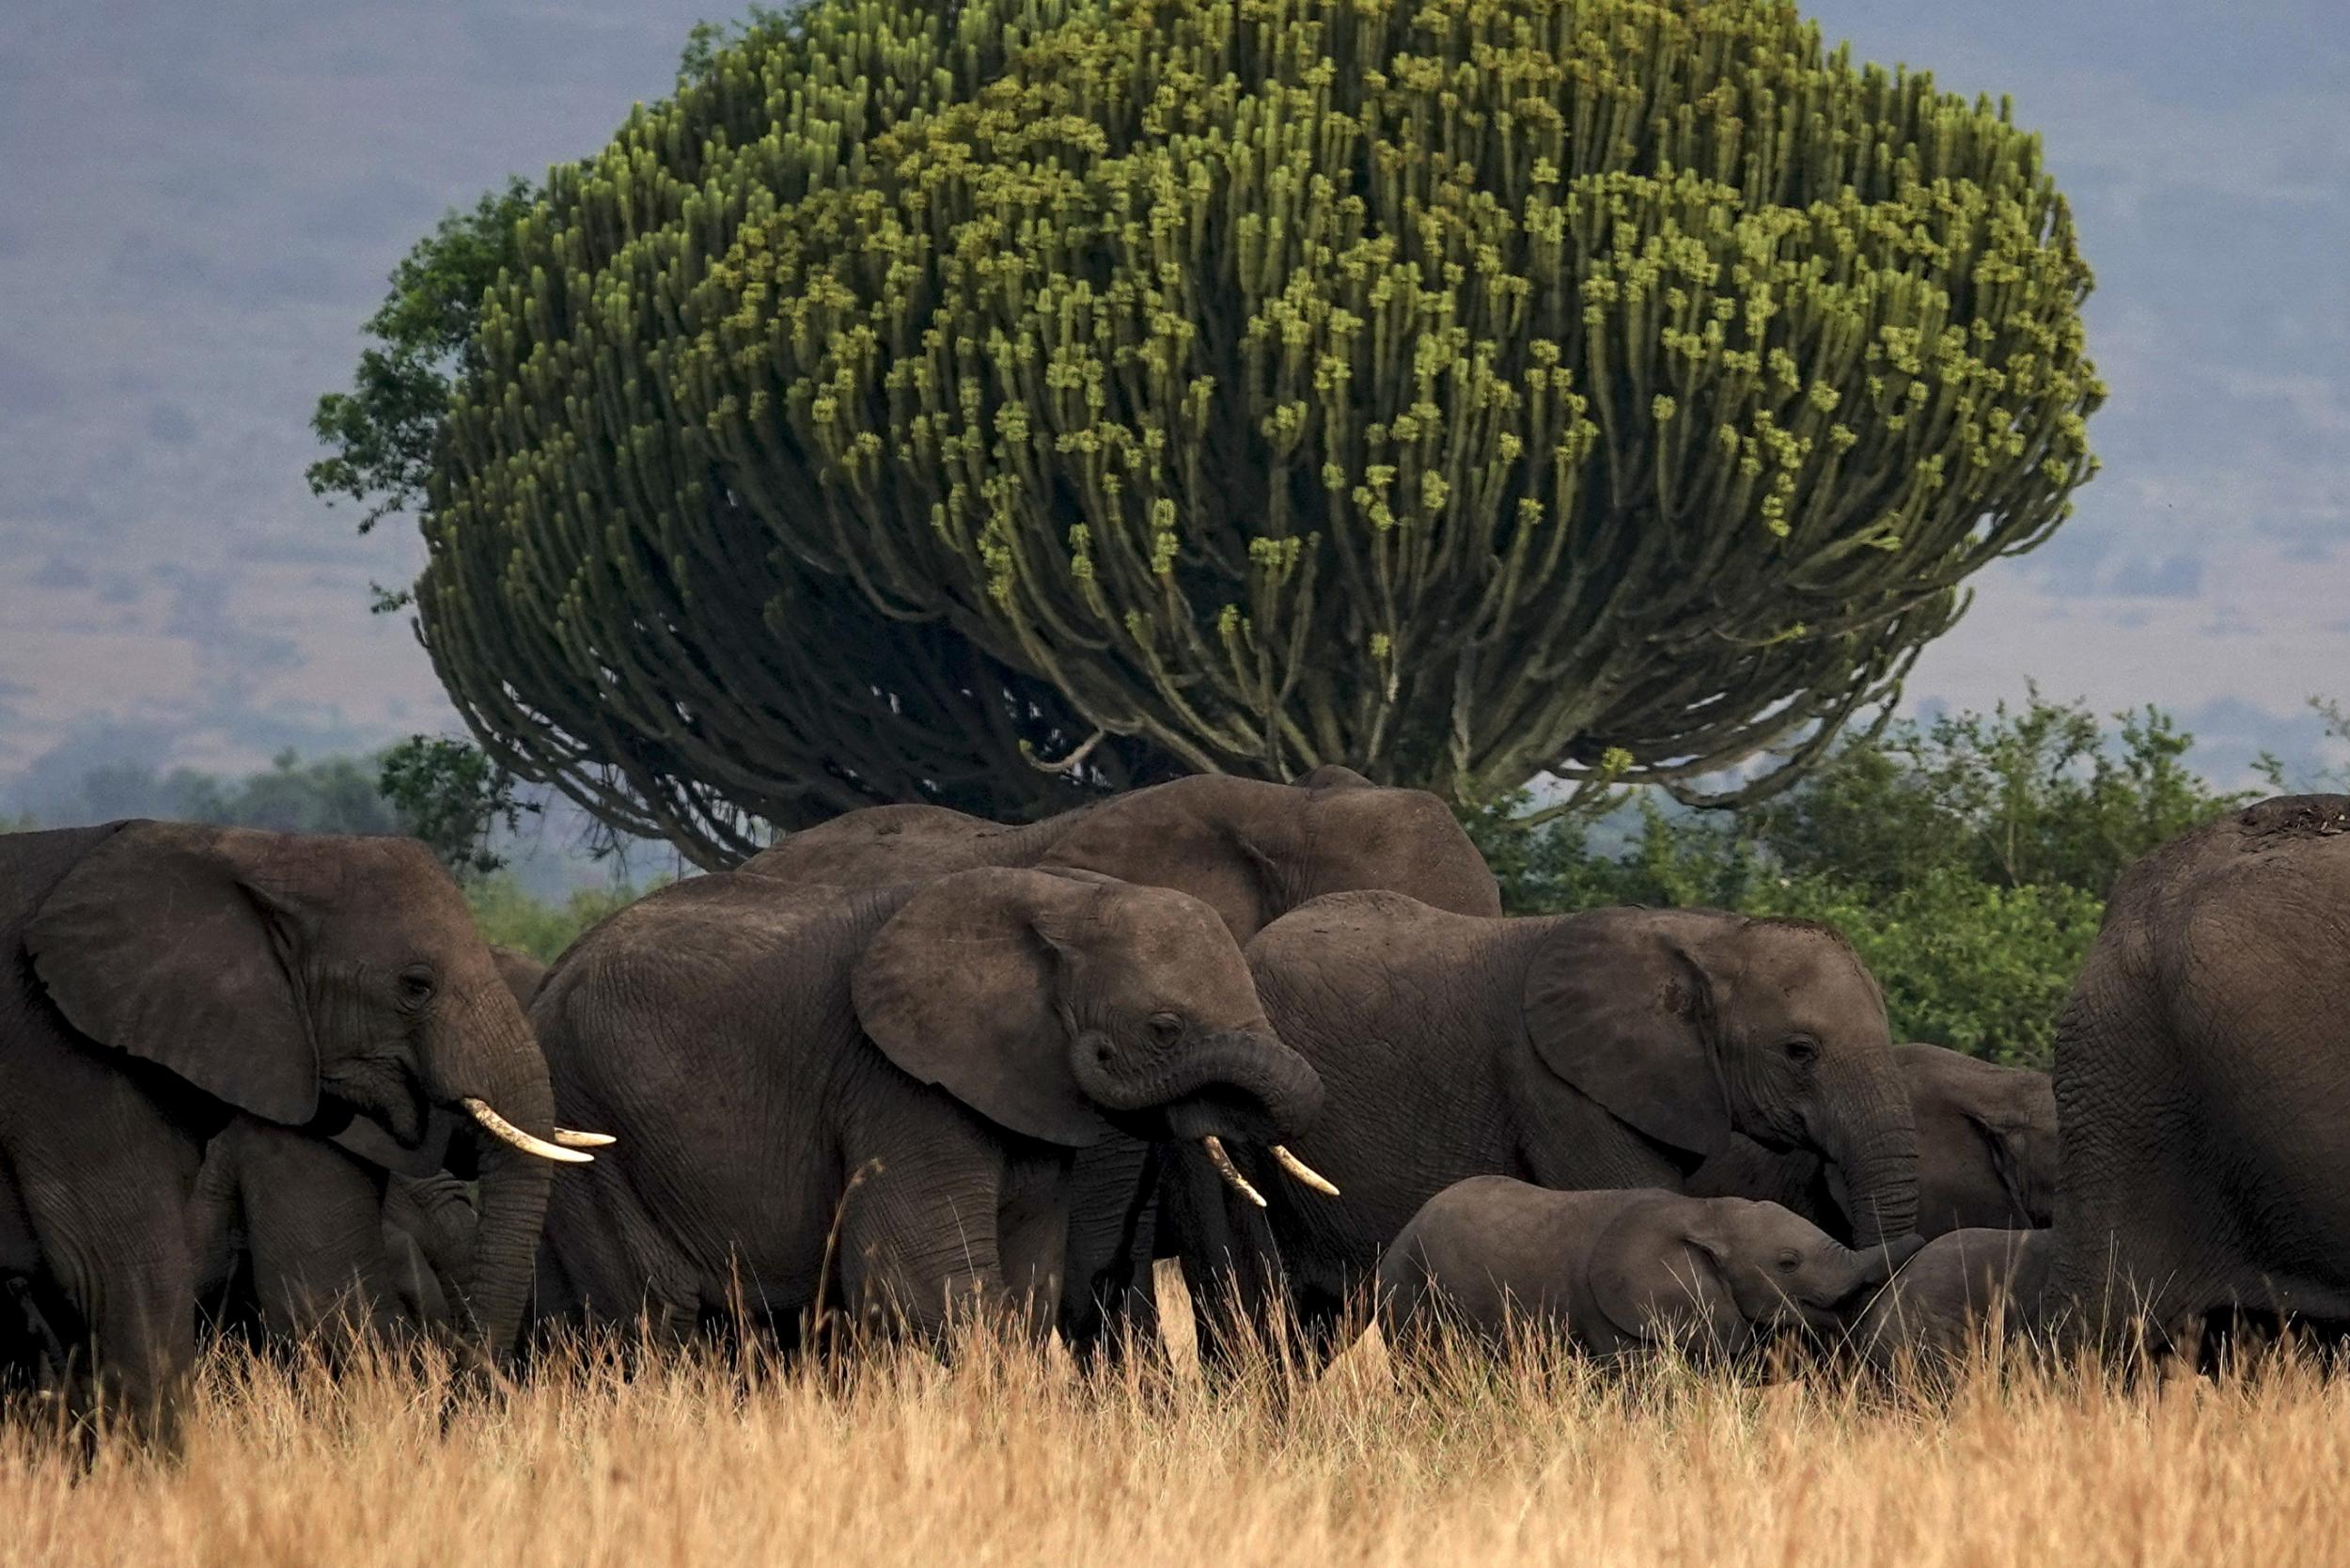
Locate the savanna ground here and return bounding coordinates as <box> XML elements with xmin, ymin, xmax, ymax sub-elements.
<box><xmin>2</xmin><ymin>1265</ymin><xmax>2342</xmax><ymax>1567</ymax></box>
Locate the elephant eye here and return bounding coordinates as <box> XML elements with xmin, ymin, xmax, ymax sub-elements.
<box><xmin>1778</xmin><ymin>1249</ymin><xmax>1802</xmax><ymax>1271</ymax></box>
<box><xmin>397</xmin><ymin>965</ymin><xmax>437</xmax><ymax>1005</ymax></box>
<box><xmin>1148</xmin><ymin>1011</ymin><xmax>1183</xmax><ymax>1043</ymax></box>
<box><xmin>1780</xmin><ymin>1035</ymin><xmax>1819</xmax><ymax>1066</ymax></box>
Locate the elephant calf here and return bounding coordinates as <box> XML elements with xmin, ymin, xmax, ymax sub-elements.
<box><xmin>1377</xmin><ymin>1178</ymin><xmax>1920</xmax><ymax>1358</ymax></box>
<box><xmin>534</xmin><ymin>867</ymin><xmax>1332</xmax><ymax>1346</ymax></box>
<box><xmin>1848</xmin><ymin>1227</ymin><xmax>2057</xmax><ymax>1371</ymax></box>
<box><xmin>191</xmin><ymin>1119</ymin><xmax>478</xmax><ymax>1348</ymax></box>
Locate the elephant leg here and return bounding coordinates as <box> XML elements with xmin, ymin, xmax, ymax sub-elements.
<box><xmin>13</xmin><ymin>1109</ymin><xmax>198</xmax><ymax>1444</ymax></box>
<box><xmin>1163</xmin><ymin>1152</ymin><xmax>1290</xmax><ymax>1373</ymax></box>
<box><xmin>1057</xmin><ymin>1137</ymin><xmax>1160</xmax><ymax>1361</ymax></box>
<box><xmin>997</xmin><ymin>1149</ymin><xmax>1075</xmax><ymax>1343</ymax></box>
<box><xmin>838</xmin><ymin>1118</ymin><xmax>1010</xmax><ymax>1345</ymax></box>
<box><xmin>231</xmin><ymin>1128</ymin><xmax>406</xmax><ymax>1347</ymax></box>
<box><xmin>540</xmin><ymin>1156</ymin><xmax>702</xmax><ymax>1345</ymax></box>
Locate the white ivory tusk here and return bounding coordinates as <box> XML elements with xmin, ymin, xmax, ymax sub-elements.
<box><xmin>552</xmin><ymin>1127</ymin><xmax>617</xmax><ymax>1149</ymax></box>
<box><xmin>1201</xmin><ymin>1135</ymin><xmax>1266</xmax><ymax>1208</ymax></box>
<box><xmin>462</xmin><ymin>1098</ymin><xmax>594</xmax><ymax>1164</ymax></box>
<box><xmin>1270</xmin><ymin>1145</ymin><xmax>1340</xmax><ymax>1198</ymax></box>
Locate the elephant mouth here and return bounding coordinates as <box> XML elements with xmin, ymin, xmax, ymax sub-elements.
<box><xmin>1160</xmin><ymin>1085</ymin><xmax>1288</xmax><ymax>1148</ymax></box>
<box><xmin>1158</xmin><ymin>1096</ymin><xmax>1340</xmax><ymax>1209</ymax></box>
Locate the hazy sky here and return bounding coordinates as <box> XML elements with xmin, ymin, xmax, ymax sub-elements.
<box><xmin>3</xmin><ymin>0</ymin><xmax>2346</xmax><ymax>823</ymax></box>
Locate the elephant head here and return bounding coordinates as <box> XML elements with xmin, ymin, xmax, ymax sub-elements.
<box><xmin>24</xmin><ymin>822</ymin><xmax>604</xmax><ymax>1356</ymax></box>
<box><xmin>1523</xmin><ymin>908</ymin><xmax>1920</xmax><ymax>1248</ymax></box>
<box><xmin>851</xmin><ymin>868</ymin><xmax>1328</xmax><ymax>1199</ymax></box>
<box><xmin>1036</xmin><ymin>775</ymin><xmax>1500</xmax><ymax>944</ymax></box>
<box><xmin>1590</xmin><ymin>1196</ymin><xmax>1916</xmax><ymax>1352</ymax></box>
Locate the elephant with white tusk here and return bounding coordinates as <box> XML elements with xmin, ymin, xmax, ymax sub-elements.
<box><xmin>1179</xmin><ymin>891</ymin><xmax>1923</xmax><ymax>1367</ymax></box>
<box><xmin>530</xmin><ymin>867</ymin><xmax>1327</xmax><ymax>1347</ymax></box>
<box><xmin>736</xmin><ymin>771</ymin><xmax>1496</xmax><ymax>1356</ymax></box>
<box><xmin>0</xmin><ymin>822</ymin><xmax>611</xmax><ymax>1442</ymax></box>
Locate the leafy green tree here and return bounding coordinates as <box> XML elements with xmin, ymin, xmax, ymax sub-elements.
<box><xmin>400</xmin><ymin>0</ymin><xmax>2102</xmax><ymax>865</ymax></box>
<box><xmin>2255</xmin><ymin>695</ymin><xmax>2350</xmax><ymax>793</ymax></box>
<box><xmin>377</xmin><ymin>735</ymin><xmax>540</xmax><ymax>879</ymax></box>
<box><xmin>307</xmin><ymin>177</ymin><xmax>539</xmax><ymax>608</ymax></box>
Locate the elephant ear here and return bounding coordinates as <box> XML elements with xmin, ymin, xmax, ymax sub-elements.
<box><xmin>851</xmin><ymin>867</ymin><xmax>1113</xmax><ymax>1148</ymax></box>
<box><xmin>1590</xmin><ymin>1200</ymin><xmax>1749</xmax><ymax>1353</ymax></box>
<box><xmin>1970</xmin><ymin>1112</ymin><xmax>2056</xmax><ymax>1228</ymax></box>
<box><xmin>1523</xmin><ymin>909</ymin><xmax>1732</xmax><ymax>1157</ymax></box>
<box><xmin>25</xmin><ymin>821</ymin><xmax>320</xmax><ymax>1123</ymax></box>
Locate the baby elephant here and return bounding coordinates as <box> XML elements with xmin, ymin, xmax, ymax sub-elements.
<box><xmin>1378</xmin><ymin>1177</ymin><xmax>1921</xmax><ymax>1357</ymax></box>
<box><xmin>1849</xmin><ymin>1227</ymin><xmax>2057</xmax><ymax>1371</ymax></box>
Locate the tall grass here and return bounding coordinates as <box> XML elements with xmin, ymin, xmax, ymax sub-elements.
<box><xmin>2</xmin><ymin>1269</ymin><xmax>2342</xmax><ymax>1567</ymax></box>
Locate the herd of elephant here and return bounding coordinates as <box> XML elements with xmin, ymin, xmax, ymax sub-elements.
<box><xmin>3</xmin><ymin>774</ymin><xmax>2347</xmax><ymax>1441</ymax></box>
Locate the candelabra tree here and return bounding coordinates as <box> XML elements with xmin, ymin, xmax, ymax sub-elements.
<box><xmin>413</xmin><ymin>0</ymin><xmax>2102</xmax><ymax>864</ymax></box>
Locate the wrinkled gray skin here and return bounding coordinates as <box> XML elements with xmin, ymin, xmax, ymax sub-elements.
<box><xmin>188</xmin><ymin>1119</ymin><xmax>478</xmax><ymax>1346</ymax></box>
<box><xmin>1849</xmin><ymin>1227</ymin><xmax>2057</xmax><ymax>1371</ymax></box>
<box><xmin>1192</xmin><ymin>891</ymin><xmax>1919</xmax><ymax>1361</ymax></box>
<box><xmin>1688</xmin><ymin>1043</ymin><xmax>2057</xmax><ymax>1241</ymax></box>
<box><xmin>2052</xmin><ymin>794</ymin><xmax>2350</xmax><ymax>1349</ymax></box>
<box><xmin>532</xmin><ymin>867</ymin><xmax>1324</xmax><ymax>1345</ymax></box>
<box><xmin>180</xmin><ymin>948</ymin><xmax>533</xmax><ymax>1350</ymax></box>
<box><xmin>0</xmin><ymin>822</ymin><xmax>563</xmax><ymax>1441</ymax></box>
<box><xmin>739</xmin><ymin>771</ymin><xmax>1499</xmax><ymax>1352</ymax></box>
<box><xmin>1379</xmin><ymin>1178</ymin><xmax>1919</xmax><ymax>1357</ymax></box>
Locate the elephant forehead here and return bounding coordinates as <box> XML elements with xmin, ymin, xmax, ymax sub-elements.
<box><xmin>1090</xmin><ymin>894</ymin><xmax>1261</xmax><ymax>996</ymax></box>
<box><xmin>1722</xmin><ymin>922</ymin><xmax>1873</xmax><ymax>1002</ymax></box>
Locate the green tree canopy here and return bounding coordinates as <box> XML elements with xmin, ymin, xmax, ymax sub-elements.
<box><xmin>406</xmin><ymin>0</ymin><xmax>2101</xmax><ymax>864</ymax></box>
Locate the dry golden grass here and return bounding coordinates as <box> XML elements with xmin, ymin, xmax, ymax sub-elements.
<box><xmin>3</xmin><ymin>1267</ymin><xmax>2344</xmax><ymax>1568</ymax></box>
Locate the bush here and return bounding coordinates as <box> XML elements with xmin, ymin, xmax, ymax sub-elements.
<box><xmin>464</xmin><ymin>873</ymin><xmax>664</xmax><ymax>962</ymax></box>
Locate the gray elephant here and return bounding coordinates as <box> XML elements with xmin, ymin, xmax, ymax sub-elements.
<box><xmin>1687</xmin><ymin>1042</ymin><xmax>2057</xmax><ymax>1240</ymax></box>
<box><xmin>1378</xmin><ymin>1178</ymin><xmax>1919</xmax><ymax>1358</ymax></box>
<box><xmin>190</xmin><ymin>1118</ymin><xmax>478</xmax><ymax>1347</ymax></box>
<box><xmin>532</xmin><ymin>867</ymin><xmax>1328</xmax><ymax>1345</ymax></box>
<box><xmin>740</xmin><ymin>771</ymin><xmax>1501</xmax><ymax>1352</ymax></box>
<box><xmin>2051</xmin><ymin>793</ymin><xmax>2350</xmax><ymax>1350</ymax></box>
<box><xmin>0</xmin><ymin>822</ymin><xmax>604</xmax><ymax>1439</ymax></box>
<box><xmin>1848</xmin><ymin>1226</ymin><xmax>2056</xmax><ymax>1371</ymax></box>
<box><xmin>1183</xmin><ymin>891</ymin><xmax>1920</xmax><ymax>1360</ymax></box>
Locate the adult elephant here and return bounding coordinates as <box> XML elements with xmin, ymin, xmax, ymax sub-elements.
<box><xmin>0</xmin><ymin>822</ymin><xmax>603</xmax><ymax>1438</ymax></box>
<box><xmin>1687</xmin><ymin>1043</ymin><xmax>2057</xmax><ymax>1240</ymax></box>
<box><xmin>740</xmin><ymin>772</ymin><xmax>1501</xmax><ymax>1351</ymax></box>
<box><xmin>532</xmin><ymin>867</ymin><xmax>1327</xmax><ymax>1344</ymax></box>
<box><xmin>739</xmin><ymin>771</ymin><xmax>1497</xmax><ymax>941</ymax></box>
<box><xmin>1186</xmin><ymin>892</ymin><xmax>1919</xmax><ymax>1357</ymax></box>
<box><xmin>2051</xmin><ymin>794</ymin><xmax>2350</xmax><ymax>1349</ymax></box>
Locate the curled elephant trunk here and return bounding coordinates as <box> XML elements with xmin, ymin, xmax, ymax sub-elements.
<box><xmin>1078</xmin><ymin>1027</ymin><xmax>1326</xmax><ymax>1144</ymax></box>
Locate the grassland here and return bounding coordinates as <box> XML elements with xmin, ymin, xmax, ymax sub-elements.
<box><xmin>2</xmin><ymin>1267</ymin><xmax>2342</xmax><ymax>1568</ymax></box>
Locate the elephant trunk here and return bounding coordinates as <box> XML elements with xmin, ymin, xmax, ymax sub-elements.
<box><xmin>423</xmin><ymin>983</ymin><xmax>558</xmax><ymax>1357</ymax></box>
<box><xmin>1825</xmin><ymin>1083</ymin><xmax>1920</xmax><ymax>1251</ymax></box>
<box><xmin>1080</xmin><ymin>1027</ymin><xmax>1325</xmax><ymax>1143</ymax></box>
